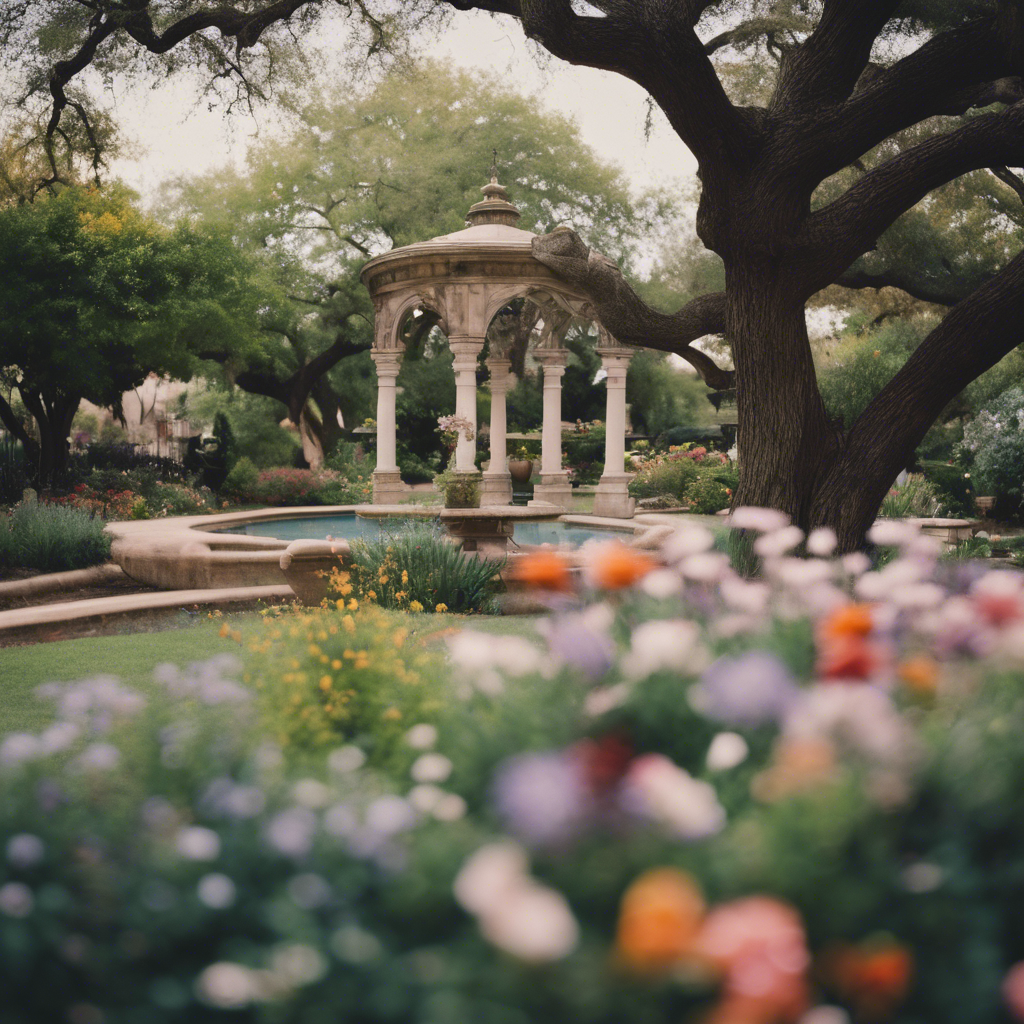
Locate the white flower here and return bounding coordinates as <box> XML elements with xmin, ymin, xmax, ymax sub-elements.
<box><xmin>0</xmin><ymin>882</ymin><xmax>33</xmax><ymax>918</ymax></box>
<box><xmin>453</xmin><ymin>843</ymin><xmax>530</xmax><ymax>916</ymax></box>
<box><xmin>265</xmin><ymin>808</ymin><xmax>318</xmax><ymax>858</ymax></box>
<box><xmin>806</xmin><ymin>528</ymin><xmax>838</xmax><ymax>557</ymax></box>
<box><xmin>889</xmin><ymin>582</ymin><xmax>945</xmax><ymax>610</ymax></box>
<box><xmin>478</xmin><ymin>881</ymin><xmax>579</xmax><ymax>963</ymax></box>
<box><xmin>720</xmin><ymin>576</ymin><xmax>770</xmax><ymax>614</ymax></box>
<box><xmin>623</xmin><ymin>754</ymin><xmax>726</xmax><ymax>840</ymax></box>
<box><xmin>680</xmin><ymin>552</ymin><xmax>731</xmax><ymax>582</ymax></box>
<box><xmin>584</xmin><ymin>682</ymin><xmax>631</xmax><ymax>717</ymax></box>
<box><xmin>867</xmin><ymin>519</ymin><xmax>918</xmax><ymax>547</ymax></box>
<box><xmin>269</xmin><ymin>944</ymin><xmax>328</xmax><ymax>987</ymax></box>
<box><xmin>404</xmin><ymin>724</ymin><xmax>438</xmax><ymax>750</ymax></box>
<box><xmin>753</xmin><ymin>525</ymin><xmax>805</xmax><ymax>559</ymax></box>
<box><xmin>841</xmin><ymin>552</ymin><xmax>871</xmax><ymax>576</ymax></box>
<box><xmin>38</xmin><ymin>722</ymin><xmax>80</xmax><ymax>755</ymax></box>
<box><xmin>432</xmin><ymin>793</ymin><xmax>467</xmax><ymax>822</ymax></box>
<box><xmin>620</xmin><ymin>620</ymin><xmax>703</xmax><ymax>680</ymax></box>
<box><xmin>75</xmin><ymin>742</ymin><xmax>120</xmax><ymax>772</ymax></box>
<box><xmin>769</xmin><ymin>557</ymin><xmax>832</xmax><ymax>589</ymax></box>
<box><xmin>195</xmin><ymin>963</ymin><xmax>261</xmax><ymax>1009</ymax></box>
<box><xmin>0</xmin><ymin>733</ymin><xmax>41</xmax><ymax>767</ymax></box>
<box><xmin>410</xmin><ymin>753</ymin><xmax>453</xmax><ymax>784</ymax></box>
<box><xmin>323</xmin><ymin>802</ymin><xmax>358</xmax><ymax>838</ymax></box>
<box><xmin>327</xmin><ymin>746</ymin><xmax>366</xmax><ymax>774</ymax></box>
<box><xmin>407</xmin><ymin>784</ymin><xmax>446</xmax><ymax>813</ymax></box>
<box><xmin>292</xmin><ymin>779</ymin><xmax>332</xmax><ymax>809</ymax></box>
<box><xmin>641</xmin><ymin>568</ymin><xmax>682</xmax><ymax>599</ymax></box>
<box><xmin>176</xmin><ymin>826</ymin><xmax>221</xmax><ymax>861</ymax></box>
<box><xmin>731</xmin><ymin>507</ymin><xmax>791</xmax><ymax>532</ymax></box>
<box><xmin>197</xmin><ymin>873</ymin><xmax>237</xmax><ymax>909</ymax></box>
<box><xmin>6</xmin><ymin>834</ymin><xmax>44</xmax><ymax>868</ymax></box>
<box><xmin>448</xmin><ymin>631</ymin><xmax>542</xmax><ymax>678</ymax></box>
<box><xmin>661</xmin><ymin>524</ymin><xmax>715</xmax><ymax>561</ymax></box>
<box><xmin>365</xmin><ymin>795</ymin><xmax>416</xmax><ymax>836</ymax></box>
<box><xmin>706</xmin><ymin>732</ymin><xmax>749</xmax><ymax>772</ymax></box>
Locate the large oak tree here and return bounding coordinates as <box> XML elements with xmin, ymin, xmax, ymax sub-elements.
<box><xmin>7</xmin><ymin>0</ymin><xmax>1024</xmax><ymax>546</ymax></box>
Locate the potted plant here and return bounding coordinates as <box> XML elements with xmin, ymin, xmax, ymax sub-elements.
<box><xmin>434</xmin><ymin>415</ymin><xmax>480</xmax><ymax>508</ymax></box>
<box><xmin>508</xmin><ymin>443</ymin><xmax>534</xmax><ymax>485</ymax></box>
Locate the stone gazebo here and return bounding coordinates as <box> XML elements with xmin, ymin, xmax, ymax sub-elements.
<box><xmin>359</xmin><ymin>171</ymin><xmax>636</xmax><ymax>518</ymax></box>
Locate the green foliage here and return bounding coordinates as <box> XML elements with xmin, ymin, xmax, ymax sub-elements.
<box><xmin>223</xmin><ymin>456</ymin><xmax>260</xmax><ymax>498</ymax></box>
<box><xmin>942</xmin><ymin>535</ymin><xmax>992</xmax><ymax>560</ymax></box>
<box><xmin>348</xmin><ymin>524</ymin><xmax>504</xmax><ymax>614</ymax></box>
<box><xmin>628</xmin><ymin>455</ymin><xmax>700</xmax><ymax>501</ymax></box>
<box><xmin>818</xmin><ymin>317</ymin><xmax>930</xmax><ymax>430</ymax></box>
<box><xmin>506</xmin><ymin>374</ymin><xmax>544</xmax><ymax>432</ymax></box>
<box><xmin>0</xmin><ymin>501</ymin><xmax>110</xmax><ymax>572</ymax></box>
<box><xmin>879</xmin><ymin>474</ymin><xmax>940</xmax><ymax>518</ymax></box>
<box><xmin>434</xmin><ymin>469</ymin><xmax>481</xmax><ymax>509</ymax></box>
<box><xmin>626</xmin><ymin>353</ymin><xmax>716</xmax><ymax>436</ymax></box>
<box><xmin>563</xmin><ymin>425</ymin><xmax>605</xmax><ymax>485</ymax></box>
<box><xmin>396</xmin><ymin>349</ymin><xmax>457</xmax><ymax>463</ymax></box>
<box><xmin>920</xmin><ymin>460</ymin><xmax>975</xmax><ymax>518</ymax></box>
<box><xmin>960</xmin><ymin>386</ymin><xmax>1024</xmax><ymax>517</ymax></box>
<box><xmin>0</xmin><ymin>434</ymin><xmax>27</xmax><ymax>503</ymax></box>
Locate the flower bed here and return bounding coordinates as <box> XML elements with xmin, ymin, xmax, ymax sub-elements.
<box><xmin>4</xmin><ymin>513</ymin><xmax>1024</xmax><ymax>1021</ymax></box>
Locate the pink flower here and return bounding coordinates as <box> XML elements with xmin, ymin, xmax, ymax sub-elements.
<box><xmin>1004</xmin><ymin>961</ymin><xmax>1024</xmax><ymax>1020</ymax></box>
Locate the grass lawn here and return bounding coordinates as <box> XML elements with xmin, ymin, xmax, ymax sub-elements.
<box><xmin>0</xmin><ymin>609</ymin><xmax>539</xmax><ymax>734</ymax></box>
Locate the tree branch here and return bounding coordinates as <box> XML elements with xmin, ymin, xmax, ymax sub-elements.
<box><xmin>833</xmin><ymin>267</ymin><xmax>973</xmax><ymax>308</ymax></box>
<box><xmin>802</xmin><ymin>102</ymin><xmax>1024</xmax><ymax>294</ymax></box>
<box><xmin>817</xmin><ymin>17</ymin><xmax>1010</xmax><ymax>177</ymax></box>
<box><xmin>991</xmin><ymin>165</ymin><xmax>1024</xmax><ymax>203</ymax></box>
<box><xmin>772</xmin><ymin>0</ymin><xmax>900</xmax><ymax>110</ymax></box>
<box><xmin>531</xmin><ymin>227</ymin><xmax>734</xmax><ymax>388</ymax></box>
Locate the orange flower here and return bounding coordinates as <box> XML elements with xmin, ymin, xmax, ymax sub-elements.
<box><xmin>822</xmin><ymin>939</ymin><xmax>913</xmax><ymax>1019</ymax></box>
<box><xmin>897</xmin><ymin>656</ymin><xmax>939</xmax><ymax>696</ymax></box>
<box><xmin>508</xmin><ymin>550</ymin><xmax>574</xmax><ymax>592</ymax></box>
<box><xmin>615</xmin><ymin>869</ymin><xmax>706</xmax><ymax>972</ymax></box>
<box><xmin>819</xmin><ymin>603</ymin><xmax>874</xmax><ymax>641</ymax></box>
<box><xmin>751</xmin><ymin>738</ymin><xmax>837</xmax><ymax>802</ymax></box>
<box><xmin>586</xmin><ymin>541</ymin><xmax>657</xmax><ymax>590</ymax></box>
<box><xmin>817</xmin><ymin>634</ymin><xmax>883</xmax><ymax>680</ymax></box>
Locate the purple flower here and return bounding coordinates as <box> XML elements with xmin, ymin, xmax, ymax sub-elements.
<box><xmin>544</xmin><ymin>612</ymin><xmax>616</xmax><ymax>680</ymax></box>
<box><xmin>690</xmin><ymin>651</ymin><xmax>801</xmax><ymax>729</ymax></box>
<box><xmin>491</xmin><ymin>751</ymin><xmax>592</xmax><ymax>847</ymax></box>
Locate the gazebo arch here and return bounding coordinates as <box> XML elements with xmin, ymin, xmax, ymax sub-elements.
<box><xmin>360</xmin><ymin>170</ymin><xmax>635</xmax><ymax>516</ymax></box>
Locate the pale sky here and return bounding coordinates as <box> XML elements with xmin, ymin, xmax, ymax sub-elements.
<box><xmin>107</xmin><ymin>8</ymin><xmax>698</xmax><ymax>204</ymax></box>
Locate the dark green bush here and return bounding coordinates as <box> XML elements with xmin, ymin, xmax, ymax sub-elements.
<box><xmin>920</xmin><ymin>460</ymin><xmax>975</xmax><ymax>518</ymax></box>
<box><xmin>563</xmin><ymin>426</ymin><xmax>605</xmax><ymax>485</ymax></box>
<box><xmin>0</xmin><ymin>434</ymin><xmax>27</xmax><ymax>503</ymax></box>
<box><xmin>0</xmin><ymin>502</ymin><xmax>111</xmax><ymax>572</ymax></box>
<box><xmin>350</xmin><ymin>524</ymin><xmax>504</xmax><ymax>613</ymax></box>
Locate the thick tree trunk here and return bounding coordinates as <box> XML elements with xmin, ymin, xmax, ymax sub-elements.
<box><xmin>19</xmin><ymin>388</ymin><xmax>78</xmax><ymax>489</ymax></box>
<box><xmin>727</xmin><ymin>267</ymin><xmax>843</xmax><ymax>527</ymax></box>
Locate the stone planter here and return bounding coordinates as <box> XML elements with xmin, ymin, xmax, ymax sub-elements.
<box><xmin>279</xmin><ymin>540</ymin><xmax>351</xmax><ymax>606</ymax></box>
<box><xmin>508</xmin><ymin>459</ymin><xmax>534</xmax><ymax>484</ymax></box>
<box><xmin>976</xmin><ymin>496</ymin><xmax>996</xmax><ymax>516</ymax></box>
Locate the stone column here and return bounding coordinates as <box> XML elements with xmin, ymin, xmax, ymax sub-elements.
<box><xmin>449</xmin><ymin>339</ymin><xmax>485</xmax><ymax>476</ymax></box>
<box><xmin>529</xmin><ymin>349</ymin><xmax>572</xmax><ymax>509</ymax></box>
<box><xmin>480</xmin><ymin>357</ymin><xmax>512</xmax><ymax>506</ymax></box>
<box><xmin>370</xmin><ymin>349</ymin><xmax>405</xmax><ymax>505</ymax></box>
<box><xmin>593</xmin><ymin>345</ymin><xmax>636</xmax><ymax>518</ymax></box>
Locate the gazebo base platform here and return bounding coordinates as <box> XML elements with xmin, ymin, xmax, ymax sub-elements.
<box><xmin>529</xmin><ymin>475</ymin><xmax>572</xmax><ymax>510</ymax></box>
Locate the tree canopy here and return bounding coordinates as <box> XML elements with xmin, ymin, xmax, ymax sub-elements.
<box><xmin>161</xmin><ymin>62</ymin><xmax>668</xmax><ymax>463</ymax></box>
<box><xmin>0</xmin><ymin>184</ymin><xmax>265</xmax><ymax>483</ymax></box>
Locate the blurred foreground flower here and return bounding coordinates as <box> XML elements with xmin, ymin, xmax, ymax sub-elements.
<box><xmin>615</xmin><ymin>868</ymin><xmax>706</xmax><ymax>973</ymax></box>
<box><xmin>584</xmin><ymin>540</ymin><xmax>658</xmax><ymax>590</ymax></box>
<box><xmin>508</xmin><ymin>550</ymin><xmax>574</xmax><ymax>592</ymax></box>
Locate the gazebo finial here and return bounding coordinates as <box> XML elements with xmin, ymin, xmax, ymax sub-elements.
<box><xmin>466</xmin><ymin>151</ymin><xmax>521</xmax><ymax>228</ymax></box>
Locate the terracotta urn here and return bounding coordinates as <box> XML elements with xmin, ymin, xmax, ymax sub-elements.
<box><xmin>508</xmin><ymin>459</ymin><xmax>534</xmax><ymax>484</ymax></box>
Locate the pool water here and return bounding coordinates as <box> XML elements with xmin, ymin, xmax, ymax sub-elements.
<box><xmin>215</xmin><ymin>514</ymin><xmax>621</xmax><ymax>548</ymax></box>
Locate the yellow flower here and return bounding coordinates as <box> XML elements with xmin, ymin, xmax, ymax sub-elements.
<box><xmin>401</xmin><ymin>570</ymin><xmax>409</xmax><ymax>585</ymax></box>
<box><xmin>409</xmin><ymin>600</ymin><xmax>424</xmax><ymax>613</ymax></box>
<box><xmin>319</xmin><ymin>675</ymin><xmax>332</xmax><ymax>691</ymax></box>
<box><xmin>366</xmin><ymin>591</ymin><xmax>377</xmax><ymax>602</ymax></box>
<box><xmin>343</xmin><ymin>615</ymin><xmax>356</xmax><ymax>633</ymax></box>
<box><xmin>383</xmin><ymin>708</ymin><xmax>402</xmax><ymax>721</ymax></box>
<box><xmin>331</xmin><ymin>659</ymin><xmax>342</xmax><ymax>670</ymax></box>
<box><xmin>379</xmin><ymin>574</ymin><xmax>389</xmax><ymax>585</ymax></box>
<box><xmin>435</xmin><ymin>603</ymin><xmax>448</xmax><ymax>613</ymax></box>
<box><xmin>347</xmin><ymin>598</ymin><xmax>358</xmax><ymax>611</ymax></box>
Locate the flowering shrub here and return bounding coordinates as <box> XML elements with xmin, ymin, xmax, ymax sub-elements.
<box><xmin>151</xmin><ymin>481</ymin><xmax>215</xmax><ymax>517</ymax></box>
<box><xmin>8</xmin><ymin>515</ymin><xmax>1024</xmax><ymax>1021</ymax></box>
<box><xmin>231</xmin><ymin>467</ymin><xmax>372</xmax><ymax>507</ymax></box>
<box><xmin>55</xmin><ymin>484</ymin><xmax>150</xmax><ymax>520</ymax></box>
<box><xmin>629</xmin><ymin>446</ymin><xmax>734</xmax><ymax>512</ymax></box>
<box><xmin>344</xmin><ymin>524</ymin><xmax>504</xmax><ymax>614</ymax></box>
<box><xmin>960</xmin><ymin>386</ymin><xmax>1024</xmax><ymax>518</ymax></box>
<box><xmin>247</xmin><ymin>603</ymin><xmax>446</xmax><ymax>766</ymax></box>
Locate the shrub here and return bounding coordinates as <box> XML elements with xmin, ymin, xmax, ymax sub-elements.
<box><xmin>223</xmin><ymin>455</ymin><xmax>260</xmax><ymax>498</ymax></box>
<box><xmin>85</xmin><ymin>441</ymin><xmax>189</xmax><ymax>483</ymax></box>
<box><xmin>628</xmin><ymin>454</ymin><xmax>699</xmax><ymax>501</ymax></box>
<box><xmin>0</xmin><ymin>501</ymin><xmax>111</xmax><ymax>572</ymax></box>
<box><xmin>249</xmin><ymin>603</ymin><xmax>447</xmax><ymax>765</ymax></box>
<box><xmin>150</xmin><ymin>481</ymin><xmax>215</xmax><ymax>517</ymax></box>
<box><xmin>229</xmin><ymin>467</ymin><xmax>372</xmax><ymax>507</ymax></box>
<box><xmin>563</xmin><ymin>424</ymin><xmax>605</xmax><ymax>485</ymax></box>
<box><xmin>920</xmin><ymin>460</ymin><xmax>975</xmax><ymax>518</ymax></box>
<box><xmin>434</xmin><ymin>469</ymin><xmax>480</xmax><ymax>509</ymax></box>
<box><xmin>684</xmin><ymin>472</ymin><xmax>732</xmax><ymax>513</ymax></box>
<box><xmin>347</xmin><ymin>524</ymin><xmax>504</xmax><ymax>614</ymax></box>
<box><xmin>0</xmin><ymin>434</ymin><xmax>27</xmax><ymax>504</ymax></box>
<box><xmin>879</xmin><ymin>474</ymin><xmax>941</xmax><ymax>518</ymax></box>
<box><xmin>960</xmin><ymin>386</ymin><xmax>1024</xmax><ymax>519</ymax></box>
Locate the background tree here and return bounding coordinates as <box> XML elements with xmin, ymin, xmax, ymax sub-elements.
<box><xmin>14</xmin><ymin>1</ymin><xmax>1024</xmax><ymax>544</ymax></box>
<box><xmin>161</xmin><ymin>62</ymin><xmax>668</xmax><ymax>464</ymax></box>
<box><xmin>0</xmin><ymin>184</ymin><xmax>265</xmax><ymax>484</ymax></box>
